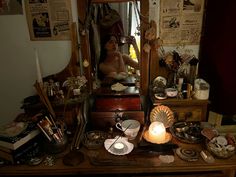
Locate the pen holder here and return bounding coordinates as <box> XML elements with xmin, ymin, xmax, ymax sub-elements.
<box><xmin>43</xmin><ymin>133</ymin><xmax>68</xmax><ymax>154</ymax></box>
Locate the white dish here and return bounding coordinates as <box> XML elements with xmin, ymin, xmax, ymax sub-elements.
<box><xmin>104</xmin><ymin>137</ymin><xmax>134</xmax><ymax>155</ymax></box>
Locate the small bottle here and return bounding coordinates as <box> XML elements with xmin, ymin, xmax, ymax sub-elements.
<box><xmin>182</xmin><ymin>83</ymin><xmax>188</xmax><ymax>99</ymax></box>
<box><xmin>108</xmin><ymin>127</ymin><xmax>114</xmax><ymax>138</ymax></box>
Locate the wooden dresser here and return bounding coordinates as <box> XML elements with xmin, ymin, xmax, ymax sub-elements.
<box><xmin>150</xmin><ymin>94</ymin><xmax>209</xmax><ymax>122</ymax></box>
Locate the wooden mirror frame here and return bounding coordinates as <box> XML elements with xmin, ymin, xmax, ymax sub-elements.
<box><xmin>77</xmin><ymin>0</ymin><xmax>150</xmax><ymax>95</ymax></box>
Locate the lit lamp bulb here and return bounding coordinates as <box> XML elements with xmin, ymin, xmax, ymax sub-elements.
<box><xmin>148</xmin><ymin>121</ymin><xmax>166</xmax><ymax>143</ymax></box>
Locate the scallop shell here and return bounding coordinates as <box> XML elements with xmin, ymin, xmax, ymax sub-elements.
<box><xmin>150</xmin><ymin>105</ymin><xmax>174</xmax><ymax>128</ymax></box>
<box><xmin>216</xmin><ymin>136</ymin><xmax>228</xmax><ymax>146</ymax></box>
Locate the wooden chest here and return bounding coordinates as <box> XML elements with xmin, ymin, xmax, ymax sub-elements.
<box><xmin>90</xmin><ymin>86</ymin><xmax>145</xmax><ymax>130</ymax></box>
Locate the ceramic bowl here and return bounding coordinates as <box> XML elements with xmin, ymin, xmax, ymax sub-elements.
<box><xmin>165</xmin><ymin>88</ymin><xmax>178</xmax><ymax>97</ymax></box>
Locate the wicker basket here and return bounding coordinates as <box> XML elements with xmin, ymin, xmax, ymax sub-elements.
<box><xmin>206</xmin><ymin>140</ymin><xmax>235</xmax><ymax>159</ymax></box>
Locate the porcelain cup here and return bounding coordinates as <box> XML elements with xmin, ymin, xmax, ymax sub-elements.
<box><xmin>116</xmin><ymin>119</ymin><xmax>140</xmax><ymax>140</ymax></box>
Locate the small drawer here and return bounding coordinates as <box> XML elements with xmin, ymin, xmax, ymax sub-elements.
<box><xmin>95</xmin><ymin>97</ymin><xmax>142</xmax><ymax>111</ymax></box>
<box><xmin>90</xmin><ymin>111</ymin><xmax>145</xmax><ymax>130</ymax></box>
<box><xmin>171</xmin><ymin>106</ymin><xmax>203</xmax><ymax>122</ymax></box>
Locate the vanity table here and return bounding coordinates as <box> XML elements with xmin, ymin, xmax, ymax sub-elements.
<box><xmin>1</xmin><ymin>136</ymin><xmax>235</xmax><ymax>177</ymax></box>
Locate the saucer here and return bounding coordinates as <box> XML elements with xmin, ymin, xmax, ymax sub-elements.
<box><xmin>104</xmin><ymin>137</ymin><xmax>134</xmax><ymax>155</ymax></box>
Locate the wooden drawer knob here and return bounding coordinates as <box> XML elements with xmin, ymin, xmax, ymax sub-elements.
<box><xmin>185</xmin><ymin>112</ymin><xmax>193</xmax><ymax>120</ymax></box>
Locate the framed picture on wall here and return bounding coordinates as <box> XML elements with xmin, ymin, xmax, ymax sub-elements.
<box><xmin>25</xmin><ymin>0</ymin><xmax>72</xmax><ymax>41</ymax></box>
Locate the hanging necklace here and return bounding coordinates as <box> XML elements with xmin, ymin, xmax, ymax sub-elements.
<box><xmin>78</xmin><ymin>0</ymin><xmax>92</xmax><ymax>33</ymax></box>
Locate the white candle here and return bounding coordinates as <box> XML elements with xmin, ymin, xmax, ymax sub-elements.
<box><xmin>148</xmin><ymin>121</ymin><xmax>166</xmax><ymax>143</ymax></box>
<box><xmin>35</xmin><ymin>48</ymin><xmax>43</xmax><ymax>83</ymax></box>
<box><xmin>114</xmin><ymin>142</ymin><xmax>124</xmax><ymax>150</ymax></box>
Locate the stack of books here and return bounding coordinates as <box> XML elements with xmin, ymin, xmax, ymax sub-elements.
<box><xmin>0</xmin><ymin>121</ymin><xmax>41</xmax><ymax>164</ymax></box>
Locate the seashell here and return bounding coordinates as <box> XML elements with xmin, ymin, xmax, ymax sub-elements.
<box><xmin>214</xmin><ymin>145</ymin><xmax>223</xmax><ymax>152</ymax></box>
<box><xmin>216</xmin><ymin>136</ymin><xmax>228</xmax><ymax>146</ymax></box>
<box><xmin>83</xmin><ymin>59</ymin><xmax>89</xmax><ymax>67</ymax></box>
<box><xmin>150</xmin><ymin>105</ymin><xmax>174</xmax><ymax>128</ymax></box>
<box><xmin>143</xmin><ymin>43</ymin><xmax>151</xmax><ymax>53</ymax></box>
<box><xmin>226</xmin><ymin>145</ymin><xmax>235</xmax><ymax>151</ymax></box>
<box><xmin>210</xmin><ymin>137</ymin><xmax>217</xmax><ymax>143</ymax></box>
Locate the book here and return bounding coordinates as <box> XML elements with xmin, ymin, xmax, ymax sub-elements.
<box><xmin>0</xmin><ymin>135</ymin><xmax>42</xmax><ymax>164</ymax></box>
<box><xmin>0</xmin><ymin>122</ymin><xmax>40</xmax><ymax>150</ymax></box>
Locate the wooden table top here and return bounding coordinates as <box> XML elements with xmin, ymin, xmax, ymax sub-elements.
<box><xmin>1</xmin><ymin>134</ymin><xmax>236</xmax><ymax>176</ymax></box>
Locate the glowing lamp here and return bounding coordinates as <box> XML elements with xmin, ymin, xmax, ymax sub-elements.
<box><xmin>148</xmin><ymin>121</ymin><xmax>166</xmax><ymax>143</ymax></box>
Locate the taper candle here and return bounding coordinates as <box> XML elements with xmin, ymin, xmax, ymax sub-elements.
<box><xmin>35</xmin><ymin>48</ymin><xmax>43</xmax><ymax>83</ymax></box>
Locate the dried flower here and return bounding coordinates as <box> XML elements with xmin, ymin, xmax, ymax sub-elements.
<box><xmin>62</xmin><ymin>75</ymin><xmax>87</xmax><ymax>91</ymax></box>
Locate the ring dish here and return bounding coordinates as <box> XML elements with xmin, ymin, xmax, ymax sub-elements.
<box><xmin>104</xmin><ymin>137</ymin><xmax>134</xmax><ymax>155</ymax></box>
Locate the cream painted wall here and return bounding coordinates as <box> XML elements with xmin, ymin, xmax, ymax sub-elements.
<box><xmin>0</xmin><ymin>0</ymin><xmax>78</xmax><ymax>125</ymax></box>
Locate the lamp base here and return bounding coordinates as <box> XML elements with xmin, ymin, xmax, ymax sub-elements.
<box><xmin>143</xmin><ymin>130</ymin><xmax>172</xmax><ymax>144</ymax></box>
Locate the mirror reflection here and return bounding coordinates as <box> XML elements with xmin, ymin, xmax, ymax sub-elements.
<box><xmin>89</xmin><ymin>1</ymin><xmax>141</xmax><ymax>85</ymax></box>
<box><xmin>98</xmin><ymin>34</ymin><xmax>139</xmax><ymax>80</ymax></box>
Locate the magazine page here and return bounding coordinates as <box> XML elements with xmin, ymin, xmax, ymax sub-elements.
<box><xmin>160</xmin><ymin>0</ymin><xmax>205</xmax><ymax>45</ymax></box>
<box><xmin>25</xmin><ymin>0</ymin><xmax>72</xmax><ymax>41</ymax></box>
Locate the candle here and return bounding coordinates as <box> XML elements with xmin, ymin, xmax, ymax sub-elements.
<box><xmin>35</xmin><ymin>48</ymin><xmax>43</xmax><ymax>83</ymax></box>
<box><xmin>113</xmin><ymin>142</ymin><xmax>125</xmax><ymax>153</ymax></box>
<box><xmin>148</xmin><ymin>121</ymin><xmax>166</xmax><ymax>143</ymax></box>
<box><xmin>114</xmin><ymin>142</ymin><xmax>124</xmax><ymax>150</ymax></box>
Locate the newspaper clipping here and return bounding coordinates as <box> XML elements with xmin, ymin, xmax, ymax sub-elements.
<box><xmin>25</xmin><ymin>0</ymin><xmax>72</xmax><ymax>41</ymax></box>
<box><xmin>160</xmin><ymin>0</ymin><xmax>204</xmax><ymax>45</ymax></box>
